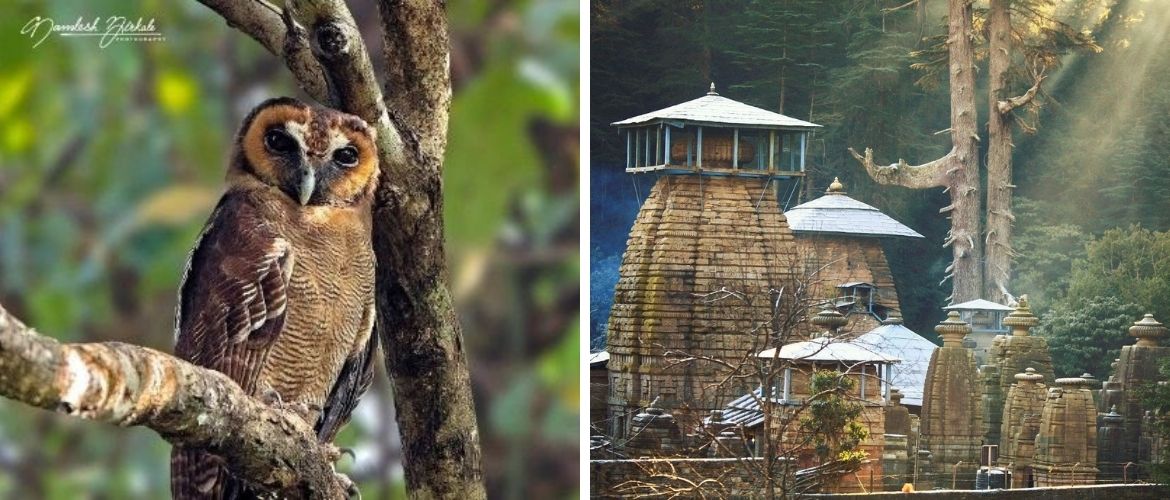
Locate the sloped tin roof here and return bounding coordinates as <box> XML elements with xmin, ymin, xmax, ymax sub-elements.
<box><xmin>707</xmin><ymin>388</ymin><xmax>781</xmax><ymax>428</ymax></box>
<box><xmin>854</xmin><ymin>323</ymin><xmax>940</xmax><ymax>407</ymax></box>
<box><xmin>784</xmin><ymin>192</ymin><xmax>924</xmax><ymax>239</ymax></box>
<box><xmin>757</xmin><ymin>337</ymin><xmax>901</xmax><ymax>364</ymax></box>
<box><xmin>612</xmin><ymin>91</ymin><xmax>821</xmax><ymax>129</ymax></box>
<box><xmin>944</xmin><ymin>299</ymin><xmax>1014</xmax><ymax>312</ymax></box>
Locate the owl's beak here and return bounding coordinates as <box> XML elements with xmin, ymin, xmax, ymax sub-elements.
<box><xmin>296</xmin><ymin>166</ymin><xmax>315</xmax><ymax>206</ymax></box>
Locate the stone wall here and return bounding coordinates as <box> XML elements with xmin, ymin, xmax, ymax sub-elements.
<box><xmin>590</xmin><ymin>457</ymin><xmax>787</xmax><ymax>498</ymax></box>
<box><xmin>801</xmin><ymin>484</ymin><xmax>1168</xmax><ymax>499</ymax></box>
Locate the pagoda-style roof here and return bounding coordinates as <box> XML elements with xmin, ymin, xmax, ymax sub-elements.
<box><xmin>854</xmin><ymin>319</ymin><xmax>938</xmax><ymax>407</ymax></box>
<box><xmin>612</xmin><ymin>85</ymin><xmax>821</xmax><ymax>130</ymax></box>
<box><xmin>944</xmin><ymin>299</ymin><xmax>1014</xmax><ymax>312</ymax></box>
<box><xmin>784</xmin><ymin>178</ymin><xmax>924</xmax><ymax>239</ymax></box>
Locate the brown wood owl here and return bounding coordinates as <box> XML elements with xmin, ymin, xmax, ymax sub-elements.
<box><xmin>170</xmin><ymin>97</ymin><xmax>379</xmax><ymax>499</ymax></box>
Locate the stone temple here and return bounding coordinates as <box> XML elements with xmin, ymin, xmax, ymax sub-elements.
<box><xmin>604</xmin><ymin>85</ymin><xmax>817</xmax><ymax>438</ymax></box>
<box><xmin>591</xmin><ymin>85</ymin><xmax>1170</xmax><ymax>497</ymax></box>
<box><xmin>785</xmin><ymin>177</ymin><xmax>924</xmax><ymax>334</ymax></box>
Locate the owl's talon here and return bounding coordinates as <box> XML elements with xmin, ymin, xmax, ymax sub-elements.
<box><xmin>334</xmin><ymin>471</ymin><xmax>360</xmax><ymax>499</ymax></box>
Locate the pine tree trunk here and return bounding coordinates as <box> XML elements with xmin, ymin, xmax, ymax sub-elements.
<box><xmin>985</xmin><ymin>0</ymin><xmax>1014</xmax><ymax>304</ymax></box>
<box><xmin>947</xmin><ymin>0</ymin><xmax>983</xmax><ymax>303</ymax></box>
<box><xmin>851</xmin><ymin>0</ymin><xmax>982</xmax><ymax>304</ymax></box>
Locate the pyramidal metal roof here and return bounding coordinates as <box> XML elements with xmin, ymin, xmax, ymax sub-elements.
<box><xmin>854</xmin><ymin>320</ymin><xmax>940</xmax><ymax>407</ymax></box>
<box><xmin>784</xmin><ymin>178</ymin><xmax>924</xmax><ymax>239</ymax></box>
<box><xmin>612</xmin><ymin>85</ymin><xmax>822</xmax><ymax>129</ymax></box>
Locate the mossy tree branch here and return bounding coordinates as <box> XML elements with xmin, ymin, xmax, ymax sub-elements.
<box><xmin>0</xmin><ymin>304</ymin><xmax>349</xmax><ymax>499</ymax></box>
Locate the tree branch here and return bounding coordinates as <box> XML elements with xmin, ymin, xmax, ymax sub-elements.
<box><xmin>195</xmin><ymin>0</ymin><xmax>330</xmax><ymax>103</ymax></box>
<box><xmin>996</xmin><ymin>73</ymin><xmax>1046</xmax><ymax>115</ymax></box>
<box><xmin>0</xmin><ymin>303</ymin><xmax>348</xmax><ymax>499</ymax></box>
<box><xmin>847</xmin><ymin>146</ymin><xmax>954</xmax><ymax>189</ymax></box>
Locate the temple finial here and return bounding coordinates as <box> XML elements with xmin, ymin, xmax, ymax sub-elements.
<box><xmin>827</xmin><ymin>177</ymin><xmax>845</xmax><ymax>194</ymax></box>
<box><xmin>707</xmin><ymin>82</ymin><xmax>718</xmax><ymax>95</ymax></box>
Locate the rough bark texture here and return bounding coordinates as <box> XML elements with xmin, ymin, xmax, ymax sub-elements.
<box><xmin>985</xmin><ymin>0</ymin><xmax>1014</xmax><ymax>304</ymax></box>
<box><xmin>371</xmin><ymin>2</ymin><xmax>485</xmax><ymax>498</ymax></box>
<box><xmin>848</xmin><ymin>0</ymin><xmax>982</xmax><ymax>304</ymax></box>
<box><xmin>0</xmin><ymin>304</ymin><xmax>348</xmax><ymax>499</ymax></box>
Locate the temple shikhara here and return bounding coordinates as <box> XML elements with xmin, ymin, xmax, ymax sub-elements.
<box><xmin>589</xmin><ymin>86</ymin><xmax>1170</xmax><ymax>496</ymax></box>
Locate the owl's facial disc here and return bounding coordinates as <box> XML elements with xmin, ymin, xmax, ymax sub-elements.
<box><xmin>238</xmin><ymin>98</ymin><xmax>377</xmax><ymax>207</ymax></box>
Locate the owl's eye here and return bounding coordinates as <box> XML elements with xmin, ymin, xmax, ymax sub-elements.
<box><xmin>264</xmin><ymin>129</ymin><xmax>297</xmax><ymax>154</ymax></box>
<box><xmin>333</xmin><ymin>146</ymin><xmax>359</xmax><ymax>167</ymax></box>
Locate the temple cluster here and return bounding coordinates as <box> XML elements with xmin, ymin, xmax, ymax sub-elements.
<box><xmin>589</xmin><ymin>88</ymin><xmax>1170</xmax><ymax>495</ymax></box>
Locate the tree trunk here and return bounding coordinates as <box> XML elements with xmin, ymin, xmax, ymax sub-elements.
<box><xmin>946</xmin><ymin>0</ymin><xmax>982</xmax><ymax>304</ymax></box>
<box><xmin>985</xmin><ymin>0</ymin><xmax>1013</xmax><ymax>304</ymax></box>
<box><xmin>850</xmin><ymin>0</ymin><xmax>982</xmax><ymax>304</ymax></box>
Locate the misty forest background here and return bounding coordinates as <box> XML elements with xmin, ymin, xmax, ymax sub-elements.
<box><xmin>0</xmin><ymin>0</ymin><xmax>578</xmax><ymax>498</ymax></box>
<box><xmin>589</xmin><ymin>0</ymin><xmax>1170</xmax><ymax>381</ymax></box>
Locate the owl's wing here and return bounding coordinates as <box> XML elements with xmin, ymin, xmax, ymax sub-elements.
<box><xmin>317</xmin><ymin>309</ymin><xmax>378</xmax><ymax>442</ymax></box>
<box><xmin>173</xmin><ymin>193</ymin><xmax>292</xmax><ymax>392</ymax></box>
<box><xmin>171</xmin><ymin>193</ymin><xmax>292</xmax><ymax>499</ymax></box>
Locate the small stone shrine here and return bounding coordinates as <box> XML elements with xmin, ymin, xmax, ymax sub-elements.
<box><xmin>1032</xmin><ymin>377</ymin><xmax>1099</xmax><ymax>486</ymax></box>
<box><xmin>919</xmin><ymin>311</ymin><xmax>984</xmax><ymax>489</ymax></box>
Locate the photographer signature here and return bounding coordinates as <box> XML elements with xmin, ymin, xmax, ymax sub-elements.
<box><xmin>21</xmin><ymin>16</ymin><xmax>163</xmax><ymax>48</ymax></box>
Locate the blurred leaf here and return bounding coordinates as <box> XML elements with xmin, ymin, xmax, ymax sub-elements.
<box><xmin>130</xmin><ymin>184</ymin><xmax>218</xmax><ymax>228</ymax></box>
<box><xmin>0</xmin><ymin>68</ymin><xmax>31</xmax><ymax>119</ymax></box>
<box><xmin>490</xmin><ymin>375</ymin><xmax>535</xmax><ymax>439</ymax></box>
<box><xmin>2</xmin><ymin>117</ymin><xmax>33</xmax><ymax>152</ymax></box>
<box><xmin>155</xmin><ymin>69</ymin><xmax>197</xmax><ymax>116</ymax></box>
<box><xmin>444</xmin><ymin>65</ymin><xmax>545</xmax><ymax>252</ymax></box>
<box><xmin>538</xmin><ymin>321</ymin><xmax>579</xmax><ymax>410</ymax></box>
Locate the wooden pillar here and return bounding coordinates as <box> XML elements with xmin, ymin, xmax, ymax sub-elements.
<box><xmin>664</xmin><ymin>126</ymin><xmax>671</xmax><ymax>166</ymax></box>
<box><xmin>800</xmin><ymin>132</ymin><xmax>807</xmax><ymax>172</ymax></box>
<box><xmin>625</xmin><ymin>130</ymin><xmax>631</xmax><ymax>168</ymax></box>
<box><xmin>732</xmin><ymin>128</ymin><xmax>739</xmax><ymax>169</ymax></box>
<box><xmin>769</xmin><ymin>131</ymin><xmax>776</xmax><ymax>170</ymax></box>
<box><xmin>696</xmin><ymin>126</ymin><xmax>703</xmax><ymax>169</ymax></box>
<box><xmin>783</xmin><ymin>367</ymin><xmax>792</xmax><ymax>401</ymax></box>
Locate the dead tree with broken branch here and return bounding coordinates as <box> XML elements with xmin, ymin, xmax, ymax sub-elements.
<box><xmin>849</xmin><ymin>0</ymin><xmax>983</xmax><ymax>305</ymax></box>
<box><xmin>0</xmin><ymin>1</ymin><xmax>484</xmax><ymax>498</ymax></box>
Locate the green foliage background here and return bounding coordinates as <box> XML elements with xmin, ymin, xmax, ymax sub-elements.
<box><xmin>0</xmin><ymin>0</ymin><xmax>579</xmax><ymax>498</ymax></box>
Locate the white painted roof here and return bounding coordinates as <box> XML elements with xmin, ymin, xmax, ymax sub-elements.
<box><xmin>945</xmin><ymin>299</ymin><xmax>1014</xmax><ymax>312</ymax></box>
<box><xmin>757</xmin><ymin>337</ymin><xmax>900</xmax><ymax>364</ymax></box>
<box><xmin>854</xmin><ymin>323</ymin><xmax>940</xmax><ymax>407</ymax></box>
<box><xmin>612</xmin><ymin>90</ymin><xmax>821</xmax><ymax>129</ymax></box>
<box><xmin>588</xmin><ymin>351</ymin><xmax>610</xmax><ymax>366</ymax></box>
<box><xmin>785</xmin><ymin>192</ymin><xmax>924</xmax><ymax>239</ymax></box>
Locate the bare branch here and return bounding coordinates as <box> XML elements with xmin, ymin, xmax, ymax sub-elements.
<box><xmin>847</xmin><ymin>147</ymin><xmax>954</xmax><ymax>189</ymax></box>
<box><xmin>0</xmin><ymin>304</ymin><xmax>348</xmax><ymax>499</ymax></box>
<box><xmin>996</xmin><ymin>74</ymin><xmax>1047</xmax><ymax>115</ymax></box>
